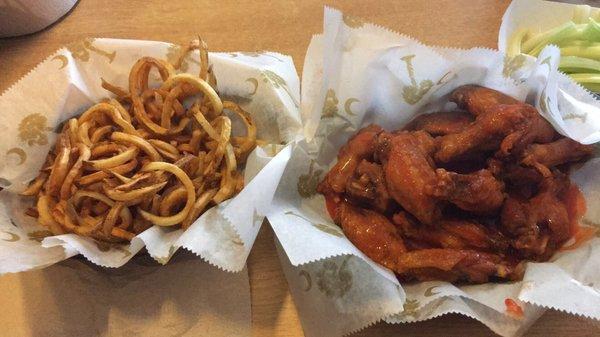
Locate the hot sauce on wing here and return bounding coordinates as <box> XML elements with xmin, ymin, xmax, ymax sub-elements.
<box><xmin>318</xmin><ymin>85</ymin><xmax>593</xmax><ymax>284</ymax></box>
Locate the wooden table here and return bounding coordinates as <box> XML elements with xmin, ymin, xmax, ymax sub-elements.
<box><xmin>1</xmin><ymin>1</ymin><xmax>598</xmax><ymax>336</ymax></box>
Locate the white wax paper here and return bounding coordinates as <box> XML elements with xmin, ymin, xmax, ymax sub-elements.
<box><xmin>0</xmin><ymin>38</ymin><xmax>301</xmax><ymax>273</ymax></box>
<box><xmin>268</xmin><ymin>8</ymin><xmax>600</xmax><ymax>337</ymax></box>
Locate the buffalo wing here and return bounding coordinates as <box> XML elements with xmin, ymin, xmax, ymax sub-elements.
<box><xmin>318</xmin><ymin>85</ymin><xmax>589</xmax><ymax>284</ymax></box>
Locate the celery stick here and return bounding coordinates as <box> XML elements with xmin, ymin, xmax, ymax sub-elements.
<box><xmin>507</xmin><ymin>28</ymin><xmax>529</xmax><ymax>56</ymax></box>
<box><xmin>561</xmin><ymin>45</ymin><xmax>600</xmax><ymax>60</ymax></box>
<box><xmin>569</xmin><ymin>73</ymin><xmax>600</xmax><ymax>82</ymax></box>
<box><xmin>579</xmin><ymin>82</ymin><xmax>600</xmax><ymax>92</ymax></box>
<box><xmin>569</xmin><ymin>78</ymin><xmax>600</xmax><ymax>92</ymax></box>
<box><xmin>523</xmin><ymin>21</ymin><xmax>578</xmax><ymax>55</ymax></box>
<box><xmin>573</xmin><ymin>5</ymin><xmax>591</xmax><ymax>24</ymax></box>
<box><xmin>529</xmin><ymin>23</ymin><xmax>579</xmax><ymax>56</ymax></box>
<box><xmin>569</xmin><ymin>73</ymin><xmax>600</xmax><ymax>91</ymax></box>
<box><xmin>551</xmin><ymin>20</ymin><xmax>600</xmax><ymax>43</ymax></box>
<box><xmin>560</xmin><ymin>56</ymin><xmax>600</xmax><ymax>73</ymax></box>
<box><xmin>559</xmin><ymin>40</ymin><xmax>600</xmax><ymax>48</ymax></box>
<box><xmin>575</xmin><ymin>18</ymin><xmax>600</xmax><ymax>41</ymax></box>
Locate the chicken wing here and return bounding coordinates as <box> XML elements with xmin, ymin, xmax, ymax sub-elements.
<box><xmin>345</xmin><ymin>160</ymin><xmax>391</xmax><ymax>212</ymax></box>
<box><xmin>435</xmin><ymin>104</ymin><xmax>526</xmax><ymax>163</ymax></box>
<box><xmin>496</xmin><ymin>162</ymin><xmax>543</xmax><ymax>198</ymax></box>
<box><xmin>430</xmin><ymin>168</ymin><xmax>505</xmax><ymax>214</ymax></box>
<box><xmin>338</xmin><ymin>201</ymin><xmax>406</xmax><ymax>271</ymax></box>
<box><xmin>501</xmin><ymin>173</ymin><xmax>570</xmax><ymax>259</ymax></box>
<box><xmin>395</xmin><ymin>248</ymin><xmax>516</xmax><ymax>283</ymax></box>
<box><xmin>501</xmin><ymin>196</ymin><xmax>546</xmax><ymax>258</ymax></box>
<box><xmin>404</xmin><ymin>110</ymin><xmax>474</xmax><ymax>136</ymax></box>
<box><xmin>318</xmin><ymin>125</ymin><xmax>383</xmax><ymax>194</ymax></box>
<box><xmin>342</xmin><ymin>206</ymin><xmax>513</xmax><ymax>283</ymax></box>
<box><xmin>450</xmin><ymin>250</ymin><xmax>518</xmax><ymax>283</ymax></box>
<box><xmin>450</xmin><ymin>85</ymin><xmax>556</xmax><ymax>157</ymax></box>
<box><xmin>450</xmin><ymin>85</ymin><xmax>521</xmax><ymax>116</ymax></box>
<box><xmin>412</xmin><ymin>129</ymin><xmax>438</xmax><ymax>155</ymax></box>
<box><xmin>499</xmin><ymin>104</ymin><xmax>557</xmax><ymax>158</ymax></box>
<box><xmin>521</xmin><ymin>138</ymin><xmax>594</xmax><ymax>176</ymax></box>
<box><xmin>393</xmin><ymin>212</ymin><xmax>508</xmax><ymax>251</ymax></box>
<box><xmin>377</xmin><ymin>131</ymin><xmax>441</xmax><ymax>225</ymax></box>
<box><xmin>439</xmin><ymin>219</ymin><xmax>509</xmax><ymax>252</ymax></box>
<box><xmin>393</xmin><ymin>211</ymin><xmax>467</xmax><ymax>249</ymax></box>
<box><xmin>529</xmin><ymin>174</ymin><xmax>571</xmax><ymax>244</ymax></box>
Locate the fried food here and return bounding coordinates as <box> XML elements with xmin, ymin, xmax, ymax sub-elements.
<box><xmin>404</xmin><ymin>110</ymin><xmax>473</xmax><ymax>136</ymax></box>
<box><xmin>431</xmin><ymin>169</ymin><xmax>505</xmax><ymax>214</ymax></box>
<box><xmin>319</xmin><ymin>85</ymin><xmax>592</xmax><ymax>284</ymax></box>
<box><xmin>377</xmin><ymin>131</ymin><xmax>441</xmax><ymax>225</ymax></box>
<box><xmin>450</xmin><ymin>85</ymin><xmax>557</xmax><ymax>158</ymax></box>
<box><xmin>521</xmin><ymin>137</ymin><xmax>593</xmax><ymax>176</ymax></box>
<box><xmin>435</xmin><ymin>104</ymin><xmax>526</xmax><ymax>163</ymax></box>
<box><xmin>318</xmin><ymin>125</ymin><xmax>382</xmax><ymax>194</ymax></box>
<box><xmin>344</xmin><ymin>207</ymin><xmax>514</xmax><ymax>283</ymax></box>
<box><xmin>21</xmin><ymin>38</ymin><xmax>257</xmax><ymax>243</ymax></box>
<box><xmin>338</xmin><ymin>201</ymin><xmax>406</xmax><ymax>271</ymax></box>
<box><xmin>501</xmin><ymin>173</ymin><xmax>573</xmax><ymax>259</ymax></box>
<box><xmin>344</xmin><ymin>160</ymin><xmax>390</xmax><ymax>213</ymax></box>
<box><xmin>498</xmin><ymin>104</ymin><xmax>557</xmax><ymax>158</ymax></box>
<box><xmin>450</xmin><ymin>85</ymin><xmax>520</xmax><ymax>116</ymax></box>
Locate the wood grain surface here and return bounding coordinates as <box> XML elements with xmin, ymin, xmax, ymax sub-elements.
<box><xmin>1</xmin><ymin>1</ymin><xmax>599</xmax><ymax>336</ymax></box>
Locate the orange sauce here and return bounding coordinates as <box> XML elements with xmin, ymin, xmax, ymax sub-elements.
<box><xmin>564</xmin><ymin>184</ymin><xmax>587</xmax><ymax>236</ymax></box>
<box><xmin>325</xmin><ymin>194</ymin><xmax>340</xmax><ymax>220</ymax></box>
<box><xmin>561</xmin><ymin>184</ymin><xmax>596</xmax><ymax>251</ymax></box>
<box><xmin>505</xmin><ymin>298</ymin><xmax>524</xmax><ymax>319</ymax></box>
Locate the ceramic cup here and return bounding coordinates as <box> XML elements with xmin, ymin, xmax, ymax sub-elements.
<box><xmin>0</xmin><ymin>0</ymin><xmax>77</xmax><ymax>38</ymax></box>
